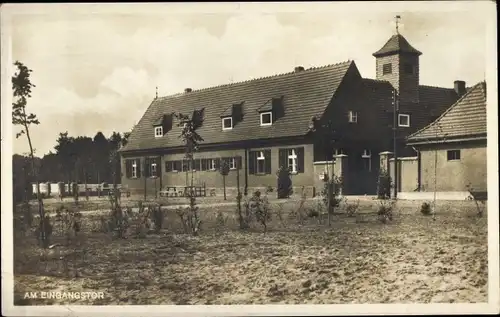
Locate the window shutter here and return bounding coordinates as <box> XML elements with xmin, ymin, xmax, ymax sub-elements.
<box><xmin>248</xmin><ymin>151</ymin><xmax>256</xmax><ymax>175</ymax></box>
<box><xmin>144</xmin><ymin>158</ymin><xmax>150</xmax><ymax>177</ymax></box>
<box><xmin>278</xmin><ymin>149</ymin><xmax>288</xmax><ymax>170</ymax></box>
<box><xmin>236</xmin><ymin>156</ymin><xmax>242</xmax><ymax>170</ymax></box>
<box><xmin>194</xmin><ymin>159</ymin><xmax>201</xmax><ymax>171</ymax></box>
<box><xmin>165</xmin><ymin>161</ymin><xmax>173</xmax><ymax>172</ymax></box>
<box><xmin>201</xmin><ymin>159</ymin><xmax>207</xmax><ymax>171</ymax></box>
<box><xmin>156</xmin><ymin>157</ymin><xmax>162</xmax><ymax>175</ymax></box>
<box><xmin>136</xmin><ymin>159</ymin><xmax>141</xmax><ymax>178</ymax></box>
<box><xmin>215</xmin><ymin>158</ymin><xmax>221</xmax><ymax>169</ymax></box>
<box><xmin>296</xmin><ymin>147</ymin><xmax>305</xmax><ymax>173</ymax></box>
<box><xmin>126</xmin><ymin>160</ymin><xmax>132</xmax><ymax>178</ymax></box>
<box><xmin>264</xmin><ymin>149</ymin><xmax>272</xmax><ymax>174</ymax></box>
<box><xmin>174</xmin><ymin>160</ymin><xmax>181</xmax><ymax>171</ymax></box>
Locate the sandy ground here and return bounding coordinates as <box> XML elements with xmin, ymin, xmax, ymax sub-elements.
<box><xmin>13</xmin><ymin>199</ymin><xmax>488</xmax><ymax>305</ymax></box>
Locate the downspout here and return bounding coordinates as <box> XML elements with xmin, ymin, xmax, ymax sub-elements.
<box><xmin>244</xmin><ymin>147</ymin><xmax>249</xmax><ymax>196</ymax></box>
<box><xmin>411</xmin><ymin>146</ymin><xmax>421</xmax><ymax>191</ymax></box>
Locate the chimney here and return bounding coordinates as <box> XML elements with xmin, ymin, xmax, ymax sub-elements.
<box><xmin>184</xmin><ymin>88</ymin><xmax>192</xmax><ymax>93</ymax></box>
<box><xmin>454</xmin><ymin>80</ymin><xmax>466</xmax><ymax>97</ymax></box>
<box><xmin>294</xmin><ymin>66</ymin><xmax>305</xmax><ymax>72</ymax></box>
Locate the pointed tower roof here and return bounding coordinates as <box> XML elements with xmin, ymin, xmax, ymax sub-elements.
<box><xmin>373</xmin><ymin>34</ymin><xmax>422</xmax><ymax>58</ymax></box>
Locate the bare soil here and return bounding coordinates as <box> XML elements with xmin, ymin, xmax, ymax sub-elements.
<box><xmin>13</xmin><ymin>198</ymin><xmax>488</xmax><ymax>305</ymax></box>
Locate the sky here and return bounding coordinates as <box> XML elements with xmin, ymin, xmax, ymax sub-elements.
<box><xmin>2</xmin><ymin>2</ymin><xmax>493</xmax><ymax>156</ymax></box>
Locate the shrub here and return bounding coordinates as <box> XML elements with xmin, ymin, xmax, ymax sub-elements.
<box><xmin>420</xmin><ymin>202</ymin><xmax>432</xmax><ymax>216</ymax></box>
<box><xmin>150</xmin><ymin>203</ymin><xmax>166</xmax><ymax>233</ymax></box>
<box><xmin>249</xmin><ymin>190</ymin><xmax>271</xmax><ymax>232</ymax></box>
<box><xmin>377</xmin><ymin>199</ymin><xmax>395</xmax><ymax>223</ymax></box>
<box><xmin>377</xmin><ymin>170</ymin><xmax>392</xmax><ymax>199</ymax></box>
<box><xmin>321</xmin><ymin>174</ymin><xmax>342</xmax><ymax>209</ymax></box>
<box><xmin>215</xmin><ymin>210</ymin><xmax>227</xmax><ymax>230</ymax></box>
<box><xmin>35</xmin><ymin>215</ymin><xmax>53</xmax><ymax>248</ymax></box>
<box><xmin>345</xmin><ymin>199</ymin><xmax>360</xmax><ymax>217</ymax></box>
<box><xmin>307</xmin><ymin>208</ymin><xmax>320</xmax><ymax>218</ymax></box>
<box><xmin>276</xmin><ymin>166</ymin><xmax>292</xmax><ymax>199</ymax></box>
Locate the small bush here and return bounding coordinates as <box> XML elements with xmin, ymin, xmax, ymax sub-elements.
<box><xmin>377</xmin><ymin>199</ymin><xmax>395</xmax><ymax>223</ymax></box>
<box><xmin>345</xmin><ymin>199</ymin><xmax>360</xmax><ymax>217</ymax></box>
<box><xmin>377</xmin><ymin>170</ymin><xmax>393</xmax><ymax>199</ymax></box>
<box><xmin>321</xmin><ymin>174</ymin><xmax>342</xmax><ymax>210</ymax></box>
<box><xmin>307</xmin><ymin>208</ymin><xmax>320</xmax><ymax>218</ymax></box>
<box><xmin>420</xmin><ymin>202</ymin><xmax>432</xmax><ymax>216</ymax></box>
<box><xmin>215</xmin><ymin>210</ymin><xmax>227</xmax><ymax>230</ymax></box>
<box><xmin>249</xmin><ymin>190</ymin><xmax>271</xmax><ymax>232</ymax></box>
<box><xmin>35</xmin><ymin>215</ymin><xmax>53</xmax><ymax>248</ymax></box>
<box><xmin>150</xmin><ymin>204</ymin><xmax>166</xmax><ymax>233</ymax></box>
<box><xmin>276</xmin><ymin>166</ymin><xmax>292</xmax><ymax>199</ymax></box>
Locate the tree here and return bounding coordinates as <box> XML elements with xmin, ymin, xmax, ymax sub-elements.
<box><xmin>92</xmin><ymin>132</ymin><xmax>109</xmax><ymax>195</ymax></box>
<box><xmin>54</xmin><ymin>132</ymin><xmax>77</xmax><ymax>192</ymax></box>
<box><xmin>12</xmin><ymin>61</ymin><xmax>49</xmax><ymax>247</ymax></box>
<box><xmin>219</xmin><ymin>159</ymin><xmax>230</xmax><ymax>200</ymax></box>
<box><xmin>175</xmin><ymin>109</ymin><xmax>205</xmax><ymax>235</ymax></box>
<box><xmin>308</xmin><ymin>116</ymin><xmax>338</xmax><ymax>226</ymax></box>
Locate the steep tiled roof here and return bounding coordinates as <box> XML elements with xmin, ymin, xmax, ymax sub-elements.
<box><xmin>121</xmin><ymin>61</ymin><xmax>354</xmax><ymax>152</ymax></box>
<box><xmin>407</xmin><ymin>82</ymin><xmax>487</xmax><ymax>143</ymax></box>
<box><xmin>373</xmin><ymin>34</ymin><xmax>422</xmax><ymax>57</ymax></box>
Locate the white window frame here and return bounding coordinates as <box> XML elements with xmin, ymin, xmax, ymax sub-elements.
<box><xmin>260</xmin><ymin>112</ymin><xmax>273</xmax><ymax>126</ymax></box>
<box><xmin>256</xmin><ymin>151</ymin><xmax>266</xmax><ymax>174</ymax></box>
<box><xmin>447</xmin><ymin>150</ymin><xmax>461</xmax><ymax>161</ymax></box>
<box><xmin>398</xmin><ymin>114</ymin><xmax>410</xmax><ymax>127</ymax></box>
<box><xmin>150</xmin><ymin>162</ymin><xmax>157</xmax><ymax>177</ymax></box>
<box><xmin>229</xmin><ymin>157</ymin><xmax>236</xmax><ymax>170</ymax></box>
<box><xmin>207</xmin><ymin>159</ymin><xmax>216</xmax><ymax>171</ymax></box>
<box><xmin>348</xmin><ymin>111</ymin><xmax>358</xmax><ymax>123</ymax></box>
<box><xmin>222</xmin><ymin>117</ymin><xmax>233</xmax><ymax>130</ymax></box>
<box><xmin>287</xmin><ymin>149</ymin><xmax>298</xmax><ymax>174</ymax></box>
<box><xmin>132</xmin><ymin>160</ymin><xmax>138</xmax><ymax>178</ymax></box>
<box><xmin>361</xmin><ymin>149</ymin><xmax>372</xmax><ymax>172</ymax></box>
<box><xmin>154</xmin><ymin>126</ymin><xmax>163</xmax><ymax>138</ymax></box>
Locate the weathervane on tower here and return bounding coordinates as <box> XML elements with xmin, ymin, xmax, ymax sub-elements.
<box><xmin>395</xmin><ymin>15</ymin><xmax>401</xmax><ymax>34</ymax></box>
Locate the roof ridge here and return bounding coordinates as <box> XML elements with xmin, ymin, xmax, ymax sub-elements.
<box><xmin>419</xmin><ymin>84</ymin><xmax>455</xmax><ymax>90</ymax></box>
<box><xmin>407</xmin><ymin>81</ymin><xmax>486</xmax><ymax>140</ymax></box>
<box><xmin>155</xmin><ymin>60</ymin><xmax>353</xmax><ymax>99</ymax></box>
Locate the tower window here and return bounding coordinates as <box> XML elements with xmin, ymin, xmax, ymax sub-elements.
<box><xmin>382</xmin><ymin>63</ymin><xmax>392</xmax><ymax>75</ymax></box>
<box><xmin>404</xmin><ymin>63</ymin><xmax>414</xmax><ymax>74</ymax></box>
<box><xmin>348</xmin><ymin>111</ymin><xmax>358</xmax><ymax>123</ymax></box>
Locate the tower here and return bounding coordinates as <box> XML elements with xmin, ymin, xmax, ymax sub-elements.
<box><xmin>373</xmin><ymin>17</ymin><xmax>422</xmax><ymax>104</ymax></box>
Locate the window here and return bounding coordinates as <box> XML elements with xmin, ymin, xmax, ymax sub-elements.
<box><xmin>447</xmin><ymin>150</ymin><xmax>461</xmax><ymax>161</ymax></box>
<box><xmin>166</xmin><ymin>160</ymin><xmax>181</xmax><ymax>172</ymax></box>
<box><xmin>208</xmin><ymin>159</ymin><xmax>216</xmax><ymax>171</ymax></box>
<box><xmin>348</xmin><ymin>111</ymin><xmax>358</xmax><ymax>123</ymax></box>
<box><xmin>228</xmin><ymin>157</ymin><xmax>236</xmax><ymax>170</ymax></box>
<box><xmin>257</xmin><ymin>151</ymin><xmax>266</xmax><ymax>173</ymax></box>
<box><xmin>222</xmin><ymin>117</ymin><xmax>233</xmax><ymax>130</ymax></box>
<box><xmin>150</xmin><ymin>162</ymin><xmax>157</xmax><ymax>177</ymax></box>
<box><xmin>398</xmin><ymin>114</ymin><xmax>410</xmax><ymax>127</ymax></box>
<box><xmin>362</xmin><ymin>149</ymin><xmax>372</xmax><ymax>172</ymax></box>
<box><xmin>404</xmin><ymin>63</ymin><xmax>414</xmax><ymax>75</ymax></box>
<box><xmin>154</xmin><ymin>126</ymin><xmax>163</xmax><ymax>137</ymax></box>
<box><xmin>333</xmin><ymin>148</ymin><xmax>344</xmax><ymax>156</ymax></box>
<box><xmin>382</xmin><ymin>63</ymin><xmax>392</xmax><ymax>75</ymax></box>
<box><xmin>132</xmin><ymin>160</ymin><xmax>137</xmax><ymax>178</ymax></box>
<box><xmin>260</xmin><ymin>112</ymin><xmax>272</xmax><ymax>126</ymax></box>
<box><xmin>288</xmin><ymin>149</ymin><xmax>298</xmax><ymax>173</ymax></box>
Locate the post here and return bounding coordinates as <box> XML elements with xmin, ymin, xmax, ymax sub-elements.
<box><xmin>223</xmin><ymin>174</ymin><xmax>227</xmax><ymax>200</ymax></box>
<box><xmin>392</xmin><ymin>89</ymin><xmax>399</xmax><ymax>199</ymax></box>
<box><xmin>143</xmin><ymin>158</ymin><xmax>147</xmax><ymax>201</ymax></box>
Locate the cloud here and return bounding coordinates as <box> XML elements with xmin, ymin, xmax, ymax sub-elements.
<box><xmin>9</xmin><ymin>8</ymin><xmax>488</xmax><ymax>156</ymax></box>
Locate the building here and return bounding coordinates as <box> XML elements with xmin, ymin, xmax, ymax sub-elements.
<box><xmin>405</xmin><ymin>81</ymin><xmax>487</xmax><ymax>197</ymax></box>
<box><xmin>119</xmin><ymin>30</ymin><xmax>465</xmax><ymax>197</ymax></box>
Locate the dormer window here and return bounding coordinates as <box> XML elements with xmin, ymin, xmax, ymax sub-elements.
<box><xmin>348</xmin><ymin>111</ymin><xmax>358</xmax><ymax>123</ymax></box>
<box><xmin>398</xmin><ymin>114</ymin><xmax>410</xmax><ymax>127</ymax></box>
<box><xmin>154</xmin><ymin>126</ymin><xmax>163</xmax><ymax>138</ymax></box>
<box><xmin>222</xmin><ymin>117</ymin><xmax>233</xmax><ymax>130</ymax></box>
<box><xmin>260</xmin><ymin>112</ymin><xmax>272</xmax><ymax>126</ymax></box>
